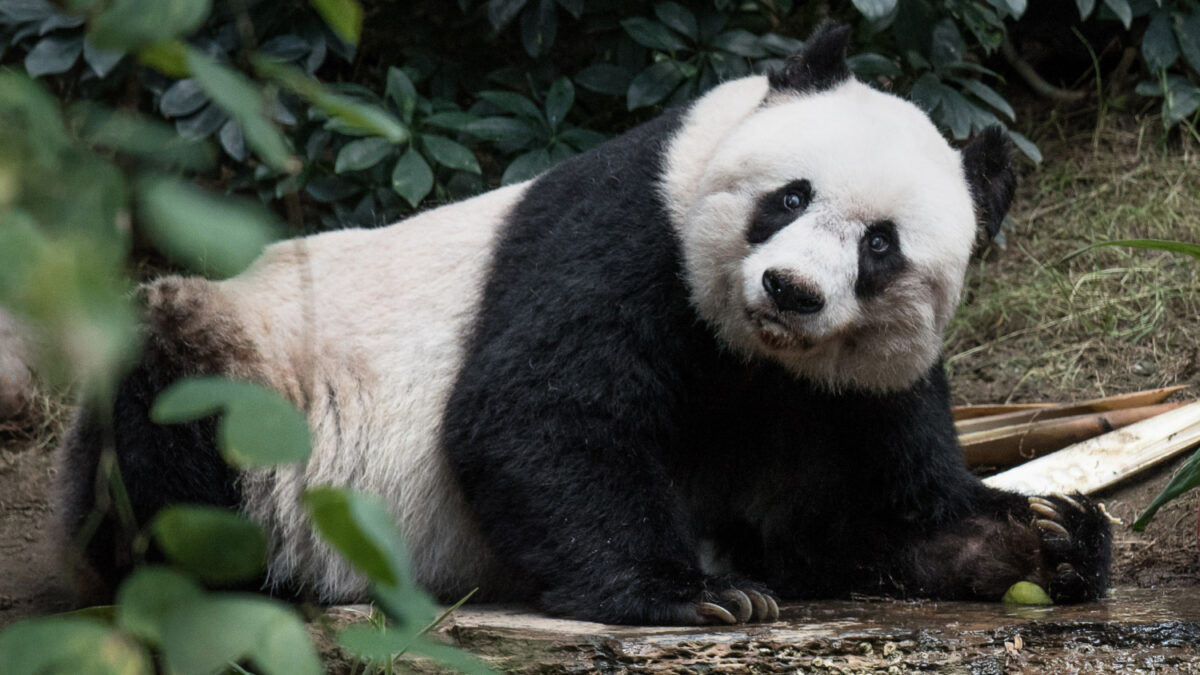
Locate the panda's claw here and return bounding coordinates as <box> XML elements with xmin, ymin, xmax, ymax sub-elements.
<box><xmin>1035</xmin><ymin>517</ymin><xmax>1070</xmax><ymax>539</ymax></box>
<box><xmin>762</xmin><ymin>592</ymin><xmax>781</xmax><ymax>622</ymax></box>
<box><xmin>697</xmin><ymin>601</ymin><xmax>738</xmax><ymax>625</ymax></box>
<box><xmin>720</xmin><ymin>589</ymin><xmax>754</xmax><ymax>623</ymax></box>
<box><xmin>743</xmin><ymin>589</ymin><xmax>768</xmax><ymax>621</ymax></box>
<box><xmin>1028</xmin><ymin>496</ymin><xmax>1056</xmax><ymax>510</ymax></box>
<box><xmin>1029</xmin><ymin>502</ymin><xmax>1058</xmax><ymax>519</ymax></box>
<box><xmin>1055</xmin><ymin>493</ymin><xmax>1084</xmax><ymax>512</ymax></box>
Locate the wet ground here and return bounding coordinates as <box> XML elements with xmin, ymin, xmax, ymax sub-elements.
<box><xmin>373</xmin><ymin>587</ymin><xmax>1200</xmax><ymax>673</ymax></box>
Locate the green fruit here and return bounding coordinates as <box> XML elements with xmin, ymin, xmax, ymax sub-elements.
<box><xmin>1002</xmin><ymin>581</ymin><xmax>1054</xmax><ymax>605</ymax></box>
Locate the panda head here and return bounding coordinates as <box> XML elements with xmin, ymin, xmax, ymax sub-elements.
<box><xmin>664</xmin><ymin>23</ymin><xmax>1016</xmax><ymax>393</ymax></box>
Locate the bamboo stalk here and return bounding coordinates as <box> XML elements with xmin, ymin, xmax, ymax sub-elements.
<box><xmin>955</xmin><ymin>385</ymin><xmax>1188</xmax><ymax>434</ymax></box>
<box><xmin>982</xmin><ymin>400</ymin><xmax>1200</xmax><ymax>496</ymax></box>
<box><xmin>962</xmin><ymin>402</ymin><xmax>1187</xmax><ymax>468</ymax></box>
<box><xmin>952</xmin><ymin>402</ymin><xmax>1055</xmax><ymax>421</ymax></box>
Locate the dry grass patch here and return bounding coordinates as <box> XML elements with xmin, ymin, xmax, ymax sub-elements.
<box><xmin>946</xmin><ymin>111</ymin><xmax>1200</xmax><ymax>404</ymax></box>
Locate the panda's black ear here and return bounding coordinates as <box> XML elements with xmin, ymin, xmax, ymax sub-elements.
<box><xmin>961</xmin><ymin>127</ymin><xmax>1017</xmax><ymax>241</ymax></box>
<box><xmin>768</xmin><ymin>22</ymin><xmax>853</xmax><ymax>95</ymax></box>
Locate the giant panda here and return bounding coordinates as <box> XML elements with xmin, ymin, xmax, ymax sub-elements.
<box><xmin>60</xmin><ymin>23</ymin><xmax>1112</xmax><ymax>626</ymax></box>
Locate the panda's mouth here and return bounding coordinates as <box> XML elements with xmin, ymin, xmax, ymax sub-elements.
<box><xmin>747</xmin><ymin>309</ymin><xmax>816</xmax><ymax>351</ymax></box>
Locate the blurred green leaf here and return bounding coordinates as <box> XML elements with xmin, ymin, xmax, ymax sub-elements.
<box><xmin>309</xmin><ymin>0</ymin><xmax>363</xmax><ymax>45</ymax></box>
<box><xmin>152</xmin><ymin>506</ymin><xmax>268</xmax><ymax>585</ymax></box>
<box><xmin>187</xmin><ymin>49</ymin><xmax>298</xmax><ymax>173</ymax></box>
<box><xmin>82</xmin><ymin>37</ymin><xmax>125</xmax><ymax>78</ymax></box>
<box><xmin>161</xmin><ymin>596</ymin><xmax>320</xmax><ymax>675</ymax></box>
<box><xmin>1177</xmin><ymin>12</ymin><xmax>1200</xmax><ymax>73</ymax></box>
<box><xmin>137</xmin><ymin>40</ymin><xmax>189</xmax><ymax>77</ymax></box>
<box><xmin>1163</xmin><ymin>78</ymin><xmax>1200</xmax><ymax>126</ymax></box>
<box><xmin>0</xmin><ymin>616</ymin><xmax>152</xmax><ymax>675</ymax></box>
<box><xmin>152</xmin><ymin>376</ymin><xmax>312</xmax><ymax>468</ymax></box>
<box><xmin>255</xmin><ymin>57</ymin><xmax>408</xmax><ymax>143</ymax></box>
<box><xmin>73</xmin><ymin>104</ymin><xmax>215</xmax><ymax>170</ymax></box>
<box><xmin>304</xmin><ymin>487</ymin><xmax>405</xmax><ymax>586</ymax></box>
<box><xmin>423</xmin><ymin>111</ymin><xmax>479</xmax><ymax>132</ymax></box>
<box><xmin>1076</xmin><ymin>0</ymin><xmax>1096</xmax><ymax>19</ymax></box>
<box><xmin>336</xmin><ymin>136</ymin><xmax>394</xmax><ymax>173</ymax></box>
<box><xmin>1006</xmin><ymin>129</ymin><xmax>1042</xmax><ymax>164</ymax></box>
<box><xmin>89</xmin><ymin>0</ymin><xmax>211</xmax><ymax>51</ymax></box>
<box><xmin>712</xmin><ymin>29</ymin><xmax>766</xmax><ymax>58</ymax></box>
<box><xmin>488</xmin><ymin>0</ymin><xmax>528</xmax><ymax>29</ymax></box>
<box><xmin>392</xmin><ymin>149</ymin><xmax>434</xmax><ymax>207</ymax></box>
<box><xmin>520</xmin><ymin>0</ymin><xmax>556</xmax><ymax>57</ymax></box>
<box><xmin>116</xmin><ymin>567</ymin><xmax>205</xmax><ymax>644</ymax></box>
<box><xmin>137</xmin><ymin>175</ymin><xmax>280</xmax><ymax>278</ymax></box>
<box><xmin>422</xmin><ymin>134</ymin><xmax>481</xmax><ymax>174</ymax></box>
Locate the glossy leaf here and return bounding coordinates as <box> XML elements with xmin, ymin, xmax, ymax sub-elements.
<box><xmin>1164</xmin><ymin>78</ymin><xmax>1200</xmax><ymax>126</ymax></box>
<box><xmin>1142</xmin><ymin>11</ymin><xmax>1179</xmax><ymax>71</ymax></box>
<box><xmin>160</xmin><ymin>78</ymin><xmax>207</xmax><ymax>117</ymax></box>
<box><xmin>336</xmin><ymin>136</ymin><xmax>394</xmax><ymax>173</ymax></box>
<box><xmin>465</xmin><ymin>116</ymin><xmax>538</xmax><ymax>145</ymax></box>
<box><xmin>152</xmin><ymin>506</ymin><xmax>268</xmax><ymax>585</ymax></box>
<box><xmin>1102</xmin><ymin>0</ymin><xmax>1132</xmax><ymax>28</ymax></box>
<box><xmin>1076</xmin><ymin>0</ymin><xmax>1096</xmax><ymax>19</ymax></box>
<box><xmin>852</xmin><ymin>0</ymin><xmax>899</xmax><ymax>21</ymax></box>
<box><xmin>24</xmin><ymin>35</ymin><xmax>82</xmax><ymax>77</ymax></box>
<box><xmin>544</xmin><ymin>76</ymin><xmax>573</xmax><ymax>130</ymax></box>
<box><xmin>712</xmin><ymin>29</ymin><xmax>766</xmax><ymax>58</ymax></box>
<box><xmin>422</xmin><ymin>134</ymin><xmax>481</xmax><ymax>173</ymax></box>
<box><xmin>653</xmin><ymin>2</ymin><xmax>697</xmax><ymax>41</ymax></box>
<box><xmin>391</xmin><ymin>148</ymin><xmax>434</xmax><ymax>207</ymax></box>
<box><xmin>1007</xmin><ymin>129</ymin><xmax>1042</xmax><ymax>164</ymax></box>
<box><xmin>82</xmin><ymin>38</ymin><xmax>124</xmax><ymax>78</ymax></box>
<box><xmin>520</xmin><ymin>0</ymin><xmax>556</xmax><ymax>57</ymax></box>
<box><xmin>621</xmin><ymin>17</ymin><xmax>688</xmax><ymax>53</ymax></box>
<box><xmin>477</xmin><ymin>90</ymin><xmax>543</xmax><ymax>120</ymax></box>
<box><xmin>501</xmin><ymin>147</ymin><xmax>551</xmax><ymax>184</ymax></box>
<box><xmin>385</xmin><ymin>66</ymin><xmax>418</xmax><ymax>108</ymax></box>
<box><xmin>137</xmin><ymin>176</ymin><xmax>279</xmax><ymax>278</ymax></box>
<box><xmin>627</xmin><ymin>61</ymin><xmax>686</xmax><ymax>110</ymax></box>
<box><xmin>575</xmin><ymin>64</ymin><xmax>632</xmax><ymax>95</ymax></box>
<box><xmin>488</xmin><ymin>0</ymin><xmax>528</xmax><ymax>29</ymax></box>
<box><xmin>161</xmin><ymin>596</ymin><xmax>320</xmax><ymax>675</ymax></box>
<box><xmin>1177</xmin><ymin>12</ymin><xmax>1200</xmax><ymax>73</ymax></box>
<box><xmin>309</xmin><ymin>0</ymin><xmax>362</xmax><ymax>45</ymax></box>
<box><xmin>957</xmin><ymin>78</ymin><xmax>1015</xmax><ymax>120</ymax></box>
<box><xmin>423</xmin><ymin>111</ymin><xmax>479</xmax><ymax>132</ymax></box>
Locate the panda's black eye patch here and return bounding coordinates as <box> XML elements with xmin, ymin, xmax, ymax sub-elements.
<box><xmin>856</xmin><ymin>220</ymin><xmax>905</xmax><ymax>299</ymax></box>
<box><xmin>748</xmin><ymin>180</ymin><xmax>813</xmax><ymax>245</ymax></box>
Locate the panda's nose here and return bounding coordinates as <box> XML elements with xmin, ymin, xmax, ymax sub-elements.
<box><xmin>762</xmin><ymin>269</ymin><xmax>824</xmax><ymax>314</ymax></box>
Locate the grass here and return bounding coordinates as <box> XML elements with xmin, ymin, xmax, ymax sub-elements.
<box><xmin>944</xmin><ymin>108</ymin><xmax>1200</xmax><ymax>404</ymax></box>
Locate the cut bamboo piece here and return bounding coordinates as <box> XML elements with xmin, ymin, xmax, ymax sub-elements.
<box><xmin>962</xmin><ymin>402</ymin><xmax>1187</xmax><ymax>468</ymax></box>
<box><xmin>955</xmin><ymin>385</ymin><xmax>1188</xmax><ymax>435</ymax></box>
<box><xmin>952</xmin><ymin>402</ymin><xmax>1055</xmax><ymax>421</ymax></box>
<box><xmin>983</xmin><ymin>400</ymin><xmax>1200</xmax><ymax>496</ymax></box>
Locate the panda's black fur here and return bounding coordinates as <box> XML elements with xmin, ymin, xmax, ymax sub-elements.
<box><xmin>61</xmin><ymin>23</ymin><xmax>1112</xmax><ymax>625</ymax></box>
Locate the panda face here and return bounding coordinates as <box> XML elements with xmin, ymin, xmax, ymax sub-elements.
<box><xmin>668</xmin><ymin>79</ymin><xmax>980</xmax><ymax>392</ymax></box>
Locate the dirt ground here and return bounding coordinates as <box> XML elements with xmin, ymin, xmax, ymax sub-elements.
<box><xmin>1</xmin><ymin>107</ymin><xmax>1198</xmax><ymax>646</ymax></box>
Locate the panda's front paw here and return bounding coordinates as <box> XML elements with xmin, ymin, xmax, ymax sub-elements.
<box><xmin>1028</xmin><ymin>494</ymin><xmax>1113</xmax><ymax>603</ymax></box>
<box><xmin>694</xmin><ymin>585</ymin><xmax>780</xmax><ymax>624</ymax></box>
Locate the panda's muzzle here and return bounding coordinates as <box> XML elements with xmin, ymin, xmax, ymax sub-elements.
<box><xmin>762</xmin><ymin>269</ymin><xmax>824</xmax><ymax>315</ymax></box>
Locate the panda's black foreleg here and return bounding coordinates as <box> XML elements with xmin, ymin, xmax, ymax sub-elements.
<box><xmin>883</xmin><ymin>486</ymin><xmax>1112</xmax><ymax>603</ymax></box>
<box><xmin>444</xmin><ymin>416</ymin><xmax>779</xmax><ymax>625</ymax></box>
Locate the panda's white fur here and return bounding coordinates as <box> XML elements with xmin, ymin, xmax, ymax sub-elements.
<box><xmin>130</xmin><ymin>71</ymin><xmax>979</xmax><ymax>602</ymax></box>
<box><xmin>154</xmin><ymin>183</ymin><xmax>528</xmax><ymax>600</ymax></box>
<box><xmin>664</xmin><ymin>77</ymin><xmax>976</xmax><ymax>391</ymax></box>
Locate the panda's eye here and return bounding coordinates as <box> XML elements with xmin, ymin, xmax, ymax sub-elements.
<box><xmin>782</xmin><ymin>192</ymin><xmax>804</xmax><ymax>210</ymax></box>
<box><xmin>868</xmin><ymin>233</ymin><xmax>890</xmax><ymax>253</ymax></box>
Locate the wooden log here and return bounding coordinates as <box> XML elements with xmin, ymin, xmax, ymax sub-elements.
<box><xmin>962</xmin><ymin>402</ymin><xmax>1188</xmax><ymax>468</ymax></box>
<box><xmin>955</xmin><ymin>385</ymin><xmax>1188</xmax><ymax>435</ymax></box>
<box><xmin>983</xmin><ymin>400</ymin><xmax>1200</xmax><ymax>496</ymax></box>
